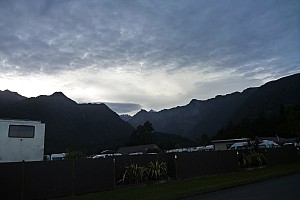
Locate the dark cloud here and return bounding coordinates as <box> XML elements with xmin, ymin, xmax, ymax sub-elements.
<box><xmin>1</xmin><ymin>0</ymin><xmax>299</xmax><ymax>75</ymax></box>
<box><xmin>0</xmin><ymin>0</ymin><xmax>299</xmax><ymax>113</ymax></box>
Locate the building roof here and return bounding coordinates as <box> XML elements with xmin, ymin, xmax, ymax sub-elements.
<box><xmin>117</xmin><ymin>144</ymin><xmax>158</xmax><ymax>155</ymax></box>
<box><xmin>211</xmin><ymin>138</ymin><xmax>250</xmax><ymax>144</ymax></box>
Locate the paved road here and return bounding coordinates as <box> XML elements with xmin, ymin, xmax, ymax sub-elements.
<box><xmin>183</xmin><ymin>173</ymin><xmax>300</xmax><ymax>200</ymax></box>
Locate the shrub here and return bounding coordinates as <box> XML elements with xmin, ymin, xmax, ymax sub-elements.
<box><xmin>120</xmin><ymin>161</ymin><xmax>168</xmax><ymax>184</ymax></box>
<box><xmin>65</xmin><ymin>150</ymin><xmax>85</xmax><ymax>160</ymax></box>
<box><xmin>242</xmin><ymin>150</ymin><xmax>267</xmax><ymax>168</ymax></box>
<box><xmin>121</xmin><ymin>163</ymin><xmax>147</xmax><ymax>184</ymax></box>
<box><xmin>147</xmin><ymin>161</ymin><xmax>167</xmax><ymax>180</ymax></box>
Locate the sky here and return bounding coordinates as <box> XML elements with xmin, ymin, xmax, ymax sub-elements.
<box><xmin>0</xmin><ymin>0</ymin><xmax>299</xmax><ymax>115</ymax></box>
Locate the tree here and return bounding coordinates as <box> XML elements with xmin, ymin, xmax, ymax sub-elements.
<box><xmin>197</xmin><ymin>133</ymin><xmax>211</xmax><ymax>146</ymax></box>
<box><xmin>213</xmin><ymin>104</ymin><xmax>300</xmax><ymax>140</ymax></box>
<box><xmin>129</xmin><ymin>121</ymin><xmax>155</xmax><ymax>145</ymax></box>
<box><xmin>287</xmin><ymin>104</ymin><xmax>300</xmax><ymax>139</ymax></box>
<box><xmin>143</xmin><ymin>121</ymin><xmax>154</xmax><ymax>132</ymax></box>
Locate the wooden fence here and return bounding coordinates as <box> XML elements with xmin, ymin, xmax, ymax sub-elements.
<box><xmin>0</xmin><ymin>159</ymin><xmax>115</xmax><ymax>200</ymax></box>
<box><xmin>0</xmin><ymin>147</ymin><xmax>298</xmax><ymax>199</ymax></box>
<box><xmin>169</xmin><ymin>150</ymin><xmax>239</xmax><ymax>179</ymax></box>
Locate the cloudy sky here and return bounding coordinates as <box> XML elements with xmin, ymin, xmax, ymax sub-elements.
<box><xmin>0</xmin><ymin>0</ymin><xmax>299</xmax><ymax>115</ymax></box>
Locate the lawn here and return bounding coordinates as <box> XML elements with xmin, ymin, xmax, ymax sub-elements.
<box><xmin>58</xmin><ymin>162</ymin><xmax>300</xmax><ymax>200</ymax></box>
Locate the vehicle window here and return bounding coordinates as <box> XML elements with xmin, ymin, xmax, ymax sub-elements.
<box><xmin>8</xmin><ymin>125</ymin><xmax>35</xmax><ymax>138</ymax></box>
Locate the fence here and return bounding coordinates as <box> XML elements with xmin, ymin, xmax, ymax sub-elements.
<box><xmin>166</xmin><ymin>150</ymin><xmax>239</xmax><ymax>179</ymax></box>
<box><xmin>0</xmin><ymin>159</ymin><xmax>115</xmax><ymax>200</ymax></box>
<box><xmin>264</xmin><ymin>146</ymin><xmax>299</xmax><ymax>166</ymax></box>
<box><xmin>0</xmin><ymin>148</ymin><xmax>298</xmax><ymax>199</ymax></box>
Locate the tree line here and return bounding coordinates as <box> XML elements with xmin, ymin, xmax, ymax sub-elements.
<box><xmin>212</xmin><ymin>104</ymin><xmax>300</xmax><ymax>141</ymax></box>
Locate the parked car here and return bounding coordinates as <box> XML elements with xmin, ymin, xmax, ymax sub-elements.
<box><xmin>258</xmin><ymin>140</ymin><xmax>280</xmax><ymax>149</ymax></box>
<box><xmin>92</xmin><ymin>153</ymin><xmax>122</xmax><ymax>159</ymax></box>
<box><xmin>283</xmin><ymin>142</ymin><xmax>300</xmax><ymax>147</ymax></box>
<box><xmin>229</xmin><ymin>142</ymin><xmax>249</xmax><ymax>150</ymax></box>
<box><xmin>50</xmin><ymin>153</ymin><xmax>66</xmax><ymax>161</ymax></box>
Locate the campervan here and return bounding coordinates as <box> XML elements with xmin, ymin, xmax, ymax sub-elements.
<box><xmin>50</xmin><ymin>153</ymin><xmax>66</xmax><ymax>161</ymax></box>
<box><xmin>229</xmin><ymin>142</ymin><xmax>249</xmax><ymax>150</ymax></box>
<box><xmin>258</xmin><ymin>140</ymin><xmax>280</xmax><ymax>149</ymax></box>
<box><xmin>0</xmin><ymin>119</ymin><xmax>45</xmax><ymax>163</ymax></box>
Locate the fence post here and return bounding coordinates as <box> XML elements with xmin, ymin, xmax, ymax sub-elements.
<box><xmin>218</xmin><ymin>151</ymin><xmax>222</xmax><ymax>174</ymax></box>
<box><xmin>174</xmin><ymin>155</ymin><xmax>178</xmax><ymax>179</ymax></box>
<box><xmin>72</xmin><ymin>160</ymin><xmax>75</xmax><ymax>196</ymax></box>
<box><xmin>113</xmin><ymin>159</ymin><xmax>116</xmax><ymax>190</ymax></box>
<box><xmin>21</xmin><ymin>161</ymin><xmax>25</xmax><ymax>200</ymax></box>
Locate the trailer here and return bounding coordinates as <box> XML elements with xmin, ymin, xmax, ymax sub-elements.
<box><xmin>0</xmin><ymin>119</ymin><xmax>45</xmax><ymax>163</ymax></box>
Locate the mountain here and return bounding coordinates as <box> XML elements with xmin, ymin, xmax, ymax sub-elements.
<box><xmin>0</xmin><ymin>90</ymin><xmax>26</xmax><ymax>106</ymax></box>
<box><xmin>129</xmin><ymin>90</ymin><xmax>254</xmax><ymax>139</ymax></box>
<box><xmin>0</xmin><ymin>91</ymin><xmax>134</xmax><ymax>153</ymax></box>
<box><xmin>128</xmin><ymin>73</ymin><xmax>300</xmax><ymax>139</ymax></box>
<box><xmin>153</xmin><ymin>132</ymin><xmax>197</xmax><ymax>150</ymax></box>
<box><xmin>119</xmin><ymin>114</ymin><xmax>132</xmax><ymax>121</ymax></box>
<box><xmin>230</xmin><ymin>74</ymin><xmax>300</xmax><ymax>121</ymax></box>
<box><xmin>1</xmin><ymin>73</ymin><xmax>299</xmax><ymax>151</ymax></box>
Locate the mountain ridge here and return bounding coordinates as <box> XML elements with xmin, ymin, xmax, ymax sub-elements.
<box><xmin>0</xmin><ymin>91</ymin><xmax>135</xmax><ymax>153</ymax></box>
<box><xmin>1</xmin><ymin>73</ymin><xmax>299</xmax><ymax>151</ymax></box>
<box><xmin>128</xmin><ymin>73</ymin><xmax>300</xmax><ymax>139</ymax></box>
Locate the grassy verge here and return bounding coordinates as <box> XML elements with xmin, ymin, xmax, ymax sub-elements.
<box><xmin>58</xmin><ymin>162</ymin><xmax>300</xmax><ymax>200</ymax></box>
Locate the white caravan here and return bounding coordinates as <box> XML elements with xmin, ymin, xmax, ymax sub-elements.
<box><xmin>0</xmin><ymin>119</ymin><xmax>45</xmax><ymax>163</ymax></box>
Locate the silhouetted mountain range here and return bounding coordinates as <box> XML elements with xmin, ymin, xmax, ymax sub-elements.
<box><xmin>0</xmin><ymin>91</ymin><xmax>134</xmax><ymax>153</ymax></box>
<box><xmin>1</xmin><ymin>73</ymin><xmax>299</xmax><ymax>152</ymax></box>
<box><xmin>128</xmin><ymin>73</ymin><xmax>300</xmax><ymax>139</ymax></box>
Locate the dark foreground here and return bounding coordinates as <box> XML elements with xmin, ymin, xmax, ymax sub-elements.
<box><xmin>183</xmin><ymin>173</ymin><xmax>300</xmax><ymax>200</ymax></box>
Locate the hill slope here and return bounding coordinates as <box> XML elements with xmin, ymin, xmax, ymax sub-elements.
<box><xmin>0</xmin><ymin>90</ymin><xmax>26</xmax><ymax>106</ymax></box>
<box><xmin>0</xmin><ymin>91</ymin><xmax>134</xmax><ymax>153</ymax></box>
<box><xmin>128</xmin><ymin>73</ymin><xmax>300</xmax><ymax>139</ymax></box>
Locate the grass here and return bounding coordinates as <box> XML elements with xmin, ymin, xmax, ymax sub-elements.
<box><xmin>58</xmin><ymin>162</ymin><xmax>300</xmax><ymax>200</ymax></box>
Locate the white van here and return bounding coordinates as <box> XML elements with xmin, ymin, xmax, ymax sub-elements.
<box><xmin>229</xmin><ymin>142</ymin><xmax>249</xmax><ymax>150</ymax></box>
<box><xmin>258</xmin><ymin>140</ymin><xmax>280</xmax><ymax>149</ymax></box>
<box><xmin>50</xmin><ymin>153</ymin><xmax>66</xmax><ymax>161</ymax></box>
<box><xmin>0</xmin><ymin>119</ymin><xmax>45</xmax><ymax>163</ymax></box>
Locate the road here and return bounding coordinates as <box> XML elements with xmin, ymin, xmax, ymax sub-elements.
<box><xmin>183</xmin><ymin>173</ymin><xmax>300</xmax><ymax>200</ymax></box>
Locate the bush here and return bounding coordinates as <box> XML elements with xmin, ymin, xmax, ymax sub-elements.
<box><xmin>65</xmin><ymin>150</ymin><xmax>85</xmax><ymax>160</ymax></box>
<box><xmin>147</xmin><ymin>161</ymin><xmax>167</xmax><ymax>180</ymax></box>
<box><xmin>120</xmin><ymin>161</ymin><xmax>168</xmax><ymax>184</ymax></box>
<box><xmin>120</xmin><ymin>163</ymin><xmax>147</xmax><ymax>184</ymax></box>
<box><xmin>242</xmin><ymin>150</ymin><xmax>267</xmax><ymax>168</ymax></box>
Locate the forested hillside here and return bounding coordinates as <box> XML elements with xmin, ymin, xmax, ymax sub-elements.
<box><xmin>129</xmin><ymin>73</ymin><xmax>300</xmax><ymax>140</ymax></box>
